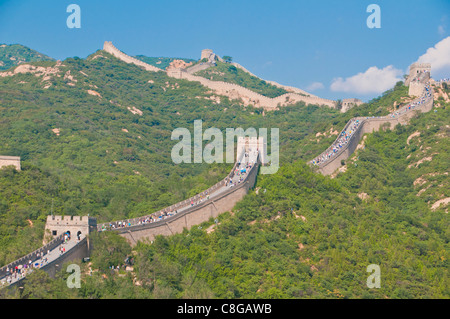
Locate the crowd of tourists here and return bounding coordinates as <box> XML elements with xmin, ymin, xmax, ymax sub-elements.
<box><xmin>0</xmin><ymin>251</ymin><xmax>51</xmax><ymax>286</ymax></box>
<box><xmin>226</xmin><ymin>148</ymin><xmax>257</xmax><ymax>188</ymax></box>
<box><xmin>389</xmin><ymin>83</ymin><xmax>432</xmax><ymax>119</ymax></box>
<box><xmin>311</xmin><ymin>119</ymin><xmax>362</xmax><ymax>165</ymax></box>
<box><xmin>0</xmin><ymin>231</ymin><xmax>78</xmax><ymax>286</ymax></box>
<box><xmin>100</xmin><ymin>149</ymin><xmax>258</xmax><ymax>232</ymax></box>
<box><xmin>312</xmin><ymin>80</ymin><xmax>432</xmax><ymax>167</ymax></box>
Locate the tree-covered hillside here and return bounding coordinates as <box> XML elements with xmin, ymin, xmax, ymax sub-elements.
<box><xmin>0</xmin><ymin>48</ymin><xmax>340</xmax><ymax>267</ymax></box>
<box><xmin>0</xmin><ymin>44</ymin><xmax>54</xmax><ymax>71</ymax></box>
<box><xmin>5</xmin><ymin>102</ymin><xmax>448</xmax><ymax>299</ymax></box>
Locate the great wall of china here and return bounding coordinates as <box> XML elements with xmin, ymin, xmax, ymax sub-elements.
<box><xmin>0</xmin><ymin>42</ymin><xmax>438</xmax><ymax>289</ymax></box>
<box><xmin>310</xmin><ymin>63</ymin><xmax>434</xmax><ymax>175</ymax></box>
<box><xmin>1</xmin><ymin>137</ymin><xmax>261</xmax><ymax>288</ymax></box>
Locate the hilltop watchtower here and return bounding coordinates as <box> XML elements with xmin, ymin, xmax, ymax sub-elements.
<box><xmin>237</xmin><ymin>136</ymin><xmax>266</xmax><ymax>165</ymax></box>
<box><xmin>406</xmin><ymin>62</ymin><xmax>431</xmax><ymax>86</ymax></box>
<box><xmin>44</xmin><ymin>215</ymin><xmax>97</xmax><ymax>245</ymax></box>
<box><xmin>406</xmin><ymin>62</ymin><xmax>431</xmax><ymax>97</ymax></box>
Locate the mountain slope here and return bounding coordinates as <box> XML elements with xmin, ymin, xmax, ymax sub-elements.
<box><xmin>0</xmin><ymin>44</ymin><xmax>448</xmax><ymax>299</ymax></box>
<box><xmin>0</xmin><ymin>48</ymin><xmax>343</xmax><ymax>267</ymax></box>
<box><xmin>0</xmin><ymin>44</ymin><xmax>54</xmax><ymax>71</ymax></box>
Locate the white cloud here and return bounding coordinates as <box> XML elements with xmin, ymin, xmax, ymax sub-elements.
<box><xmin>417</xmin><ymin>36</ymin><xmax>450</xmax><ymax>78</ymax></box>
<box><xmin>306</xmin><ymin>81</ymin><xmax>324</xmax><ymax>91</ymax></box>
<box><xmin>438</xmin><ymin>25</ymin><xmax>445</xmax><ymax>36</ymax></box>
<box><xmin>330</xmin><ymin>65</ymin><xmax>403</xmax><ymax>95</ymax></box>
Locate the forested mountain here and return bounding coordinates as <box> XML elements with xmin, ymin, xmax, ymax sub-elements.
<box><xmin>134</xmin><ymin>56</ymin><xmax>196</xmax><ymax>70</ymax></box>
<box><xmin>0</xmin><ymin>46</ymin><xmax>448</xmax><ymax>299</ymax></box>
<box><xmin>194</xmin><ymin>61</ymin><xmax>289</xmax><ymax>98</ymax></box>
<box><xmin>0</xmin><ymin>44</ymin><xmax>54</xmax><ymax>71</ymax></box>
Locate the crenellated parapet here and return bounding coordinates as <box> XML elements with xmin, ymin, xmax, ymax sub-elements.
<box><xmin>103</xmin><ymin>41</ymin><xmax>162</xmax><ymax>72</ymax></box>
<box><xmin>405</xmin><ymin>62</ymin><xmax>431</xmax><ymax>86</ymax></box>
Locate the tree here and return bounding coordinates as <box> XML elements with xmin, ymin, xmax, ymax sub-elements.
<box><xmin>223</xmin><ymin>56</ymin><xmax>233</xmax><ymax>63</ymax></box>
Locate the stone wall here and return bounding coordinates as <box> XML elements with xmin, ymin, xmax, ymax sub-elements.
<box><xmin>38</xmin><ymin>237</ymin><xmax>89</xmax><ymax>279</ymax></box>
<box><xmin>230</xmin><ymin>61</ymin><xmax>316</xmax><ymax>97</ymax></box>
<box><xmin>0</xmin><ymin>234</ymin><xmax>64</xmax><ymax>280</ymax></box>
<box><xmin>341</xmin><ymin>98</ymin><xmax>364</xmax><ymax>113</ymax></box>
<box><xmin>314</xmin><ymin>92</ymin><xmax>433</xmax><ymax>176</ymax></box>
<box><xmin>0</xmin><ymin>156</ymin><xmax>20</xmax><ymax>171</ymax></box>
<box><xmin>104</xmin><ymin>42</ymin><xmax>337</xmax><ymax>110</ymax></box>
<box><xmin>167</xmin><ymin>69</ymin><xmax>336</xmax><ymax>109</ymax></box>
<box><xmin>406</xmin><ymin>62</ymin><xmax>431</xmax><ymax>86</ymax></box>
<box><xmin>103</xmin><ymin>41</ymin><xmax>162</xmax><ymax>73</ymax></box>
<box><xmin>6</xmin><ymin>237</ymin><xmax>90</xmax><ymax>289</ymax></box>
<box><xmin>201</xmin><ymin>49</ymin><xmax>214</xmax><ymax>61</ymax></box>
<box><xmin>185</xmin><ymin>62</ymin><xmax>214</xmax><ymax>74</ymax></box>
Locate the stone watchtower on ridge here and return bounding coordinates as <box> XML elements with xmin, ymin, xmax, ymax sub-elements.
<box><xmin>200</xmin><ymin>49</ymin><xmax>222</xmax><ymax>64</ymax></box>
<box><xmin>406</xmin><ymin>62</ymin><xmax>431</xmax><ymax>97</ymax></box>
<box><xmin>405</xmin><ymin>62</ymin><xmax>431</xmax><ymax>86</ymax></box>
<box><xmin>43</xmin><ymin>215</ymin><xmax>97</xmax><ymax>245</ymax></box>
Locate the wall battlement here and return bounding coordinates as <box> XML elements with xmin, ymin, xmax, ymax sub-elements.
<box><xmin>103</xmin><ymin>41</ymin><xmax>162</xmax><ymax>73</ymax></box>
<box><xmin>406</xmin><ymin>62</ymin><xmax>431</xmax><ymax>86</ymax></box>
<box><xmin>44</xmin><ymin>215</ymin><xmax>97</xmax><ymax>244</ymax></box>
<box><xmin>104</xmin><ymin>42</ymin><xmax>338</xmax><ymax>110</ymax></box>
<box><xmin>310</xmin><ymin>65</ymin><xmax>433</xmax><ymax>176</ymax></box>
<box><xmin>0</xmin><ymin>156</ymin><xmax>21</xmax><ymax>171</ymax></box>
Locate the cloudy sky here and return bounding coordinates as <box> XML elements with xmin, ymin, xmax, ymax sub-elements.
<box><xmin>0</xmin><ymin>0</ymin><xmax>449</xmax><ymax>101</ymax></box>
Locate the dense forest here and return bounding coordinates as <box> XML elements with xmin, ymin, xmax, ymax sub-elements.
<box><xmin>0</xmin><ymin>46</ymin><xmax>448</xmax><ymax>299</ymax></box>
<box><xmin>0</xmin><ymin>44</ymin><xmax>54</xmax><ymax>71</ymax></box>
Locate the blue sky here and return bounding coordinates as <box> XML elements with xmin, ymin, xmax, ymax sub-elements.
<box><xmin>0</xmin><ymin>0</ymin><xmax>449</xmax><ymax>101</ymax></box>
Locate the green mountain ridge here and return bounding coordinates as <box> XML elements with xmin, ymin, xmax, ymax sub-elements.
<box><xmin>134</xmin><ymin>55</ymin><xmax>196</xmax><ymax>70</ymax></box>
<box><xmin>0</xmin><ymin>45</ymin><xmax>448</xmax><ymax>299</ymax></box>
<box><xmin>0</xmin><ymin>44</ymin><xmax>54</xmax><ymax>71</ymax></box>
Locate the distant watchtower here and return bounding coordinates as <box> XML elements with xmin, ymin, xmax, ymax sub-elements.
<box><xmin>405</xmin><ymin>62</ymin><xmax>431</xmax><ymax>86</ymax></box>
<box><xmin>237</xmin><ymin>136</ymin><xmax>266</xmax><ymax>165</ymax></box>
<box><xmin>406</xmin><ymin>62</ymin><xmax>431</xmax><ymax>97</ymax></box>
<box><xmin>44</xmin><ymin>215</ymin><xmax>97</xmax><ymax>245</ymax></box>
<box><xmin>201</xmin><ymin>49</ymin><xmax>214</xmax><ymax>60</ymax></box>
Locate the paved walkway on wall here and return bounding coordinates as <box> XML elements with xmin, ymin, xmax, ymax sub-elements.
<box><xmin>0</xmin><ymin>235</ymin><xmax>85</xmax><ymax>287</ymax></box>
<box><xmin>310</xmin><ymin>81</ymin><xmax>433</xmax><ymax>168</ymax></box>
<box><xmin>0</xmin><ymin>146</ymin><xmax>259</xmax><ymax>289</ymax></box>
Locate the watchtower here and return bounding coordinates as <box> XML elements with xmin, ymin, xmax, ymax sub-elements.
<box><xmin>406</xmin><ymin>62</ymin><xmax>431</xmax><ymax>86</ymax></box>
<box><xmin>341</xmin><ymin>98</ymin><xmax>363</xmax><ymax>113</ymax></box>
<box><xmin>201</xmin><ymin>49</ymin><xmax>214</xmax><ymax>61</ymax></box>
<box><xmin>44</xmin><ymin>215</ymin><xmax>97</xmax><ymax>245</ymax></box>
<box><xmin>237</xmin><ymin>136</ymin><xmax>266</xmax><ymax>165</ymax></box>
